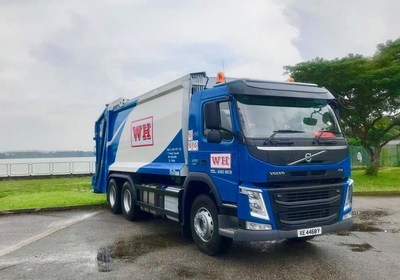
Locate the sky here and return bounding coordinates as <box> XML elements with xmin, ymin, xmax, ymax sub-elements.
<box><xmin>0</xmin><ymin>0</ymin><xmax>399</xmax><ymax>152</ymax></box>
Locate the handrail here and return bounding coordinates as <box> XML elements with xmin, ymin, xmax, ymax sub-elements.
<box><xmin>0</xmin><ymin>158</ymin><xmax>95</xmax><ymax>177</ymax></box>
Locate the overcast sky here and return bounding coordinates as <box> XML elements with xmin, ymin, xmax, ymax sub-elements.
<box><xmin>1</xmin><ymin>0</ymin><xmax>399</xmax><ymax>152</ymax></box>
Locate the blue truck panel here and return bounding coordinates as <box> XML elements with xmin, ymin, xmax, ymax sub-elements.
<box><xmin>92</xmin><ymin>100</ymin><xmax>137</xmax><ymax>193</ymax></box>
<box><xmin>137</xmin><ymin>130</ymin><xmax>185</xmax><ymax>176</ymax></box>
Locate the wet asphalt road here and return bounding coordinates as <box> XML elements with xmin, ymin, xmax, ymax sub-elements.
<box><xmin>0</xmin><ymin>197</ymin><xmax>399</xmax><ymax>280</ymax></box>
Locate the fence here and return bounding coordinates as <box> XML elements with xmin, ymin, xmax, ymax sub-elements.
<box><xmin>0</xmin><ymin>158</ymin><xmax>96</xmax><ymax>177</ymax></box>
<box><xmin>350</xmin><ymin>144</ymin><xmax>400</xmax><ymax>168</ymax></box>
<box><xmin>0</xmin><ymin>146</ymin><xmax>398</xmax><ymax>176</ymax></box>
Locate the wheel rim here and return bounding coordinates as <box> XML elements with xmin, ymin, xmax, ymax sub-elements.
<box><xmin>109</xmin><ymin>185</ymin><xmax>116</xmax><ymax>207</ymax></box>
<box><xmin>123</xmin><ymin>188</ymin><xmax>132</xmax><ymax>213</ymax></box>
<box><xmin>194</xmin><ymin>207</ymin><xmax>214</xmax><ymax>242</ymax></box>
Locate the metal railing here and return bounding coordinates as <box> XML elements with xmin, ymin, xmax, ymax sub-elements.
<box><xmin>0</xmin><ymin>159</ymin><xmax>96</xmax><ymax>177</ymax></box>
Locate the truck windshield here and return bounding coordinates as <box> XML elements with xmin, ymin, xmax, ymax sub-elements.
<box><xmin>236</xmin><ymin>95</ymin><xmax>342</xmax><ymax>140</ymax></box>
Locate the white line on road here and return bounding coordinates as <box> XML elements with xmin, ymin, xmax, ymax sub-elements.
<box><xmin>0</xmin><ymin>211</ymin><xmax>102</xmax><ymax>257</ymax></box>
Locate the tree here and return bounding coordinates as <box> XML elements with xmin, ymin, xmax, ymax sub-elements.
<box><xmin>284</xmin><ymin>39</ymin><xmax>400</xmax><ymax>175</ymax></box>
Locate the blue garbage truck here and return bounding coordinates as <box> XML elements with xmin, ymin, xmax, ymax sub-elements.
<box><xmin>92</xmin><ymin>72</ymin><xmax>353</xmax><ymax>255</ymax></box>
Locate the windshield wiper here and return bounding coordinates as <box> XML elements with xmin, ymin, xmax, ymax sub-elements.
<box><xmin>313</xmin><ymin>130</ymin><xmax>339</xmax><ymax>145</ymax></box>
<box><xmin>265</xmin><ymin>130</ymin><xmax>305</xmax><ymax>145</ymax></box>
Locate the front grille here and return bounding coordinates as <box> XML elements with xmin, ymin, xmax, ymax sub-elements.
<box><xmin>269</xmin><ymin>183</ymin><xmax>343</xmax><ymax>230</ymax></box>
<box><xmin>290</xmin><ymin>170</ymin><xmax>327</xmax><ymax>177</ymax></box>
<box><xmin>279</xmin><ymin>207</ymin><xmax>337</xmax><ymax>224</ymax></box>
<box><xmin>266</xmin><ymin>177</ymin><xmax>345</xmax><ymax>189</ymax></box>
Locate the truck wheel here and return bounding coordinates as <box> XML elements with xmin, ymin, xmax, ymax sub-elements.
<box><xmin>121</xmin><ymin>181</ymin><xmax>142</xmax><ymax>221</ymax></box>
<box><xmin>190</xmin><ymin>195</ymin><xmax>232</xmax><ymax>255</ymax></box>
<box><xmin>107</xmin><ymin>179</ymin><xmax>121</xmax><ymax>214</ymax></box>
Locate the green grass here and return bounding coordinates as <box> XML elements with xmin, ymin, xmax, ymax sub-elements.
<box><xmin>1</xmin><ymin>168</ymin><xmax>399</xmax><ymax>211</ymax></box>
<box><xmin>0</xmin><ymin>177</ymin><xmax>106</xmax><ymax>211</ymax></box>
<box><xmin>352</xmin><ymin>167</ymin><xmax>400</xmax><ymax>195</ymax></box>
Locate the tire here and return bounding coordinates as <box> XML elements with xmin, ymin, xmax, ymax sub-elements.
<box><xmin>107</xmin><ymin>179</ymin><xmax>121</xmax><ymax>214</ymax></box>
<box><xmin>121</xmin><ymin>181</ymin><xmax>143</xmax><ymax>221</ymax></box>
<box><xmin>190</xmin><ymin>195</ymin><xmax>232</xmax><ymax>255</ymax></box>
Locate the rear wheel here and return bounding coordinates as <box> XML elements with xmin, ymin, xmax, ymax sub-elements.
<box><xmin>190</xmin><ymin>195</ymin><xmax>232</xmax><ymax>255</ymax></box>
<box><xmin>107</xmin><ymin>179</ymin><xmax>121</xmax><ymax>214</ymax></box>
<box><xmin>121</xmin><ymin>181</ymin><xmax>143</xmax><ymax>221</ymax></box>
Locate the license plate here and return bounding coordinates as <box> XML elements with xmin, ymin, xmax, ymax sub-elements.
<box><xmin>297</xmin><ymin>227</ymin><xmax>322</xmax><ymax>237</ymax></box>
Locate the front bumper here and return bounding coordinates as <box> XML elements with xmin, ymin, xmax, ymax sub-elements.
<box><xmin>218</xmin><ymin>218</ymin><xmax>352</xmax><ymax>241</ymax></box>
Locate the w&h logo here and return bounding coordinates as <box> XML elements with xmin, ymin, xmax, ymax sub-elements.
<box><xmin>131</xmin><ymin>117</ymin><xmax>153</xmax><ymax>147</ymax></box>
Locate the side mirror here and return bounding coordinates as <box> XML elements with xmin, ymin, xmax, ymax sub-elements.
<box><xmin>303</xmin><ymin>117</ymin><xmax>318</xmax><ymax>126</ymax></box>
<box><xmin>338</xmin><ymin>95</ymin><xmax>355</xmax><ymax>109</ymax></box>
<box><xmin>206</xmin><ymin>130</ymin><xmax>222</xmax><ymax>144</ymax></box>
<box><xmin>322</xmin><ymin>112</ymin><xmax>334</xmax><ymax>124</ymax></box>
<box><xmin>329</xmin><ymin>99</ymin><xmax>341</xmax><ymax>121</ymax></box>
<box><xmin>204</xmin><ymin>102</ymin><xmax>220</xmax><ymax>129</ymax></box>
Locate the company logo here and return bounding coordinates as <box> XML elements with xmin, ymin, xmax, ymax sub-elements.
<box><xmin>188</xmin><ymin>130</ymin><xmax>193</xmax><ymax>141</ymax></box>
<box><xmin>188</xmin><ymin>140</ymin><xmax>198</xmax><ymax>151</ymax></box>
<box><xmin>269</xmin><ymin>171</ymin><xmax>286</xmax><ymax>176</ymax></box>
<box><xmin>210</xmin><ymin>153</ymin><xmax>231</xmax><ymax>169</ymax></box>
<box><xmin>131</xmin><ymin>116</ymin><xmax>153</xmax><ymax>147</ymax></box>
<box><xmin>288</xmin><ymin>150</ymin><xmax>326</xmax><ymax>166</ymax></box>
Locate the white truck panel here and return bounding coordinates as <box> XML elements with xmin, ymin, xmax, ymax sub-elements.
<box><xmin>110</xmin><ymin>77</ymin><xmax>191</xmax><ymax>175</ymax></box>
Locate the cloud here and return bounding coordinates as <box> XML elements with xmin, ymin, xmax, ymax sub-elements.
<box><xmin>2</xmin><ymin>1</ymin><xmax>398</xmax><ymax>152</ymax></box>
<box><xmin>281</xmin><ymin>0</ymin><xmax>400</xmax><ymax>60</ymax></box>
<box><xmin>0</xmin><ymin>0</ymin><xmax>302</xmax><ymax>151</ymax></box>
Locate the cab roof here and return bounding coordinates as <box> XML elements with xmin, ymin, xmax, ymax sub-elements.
<box><xmin>209</xmin><ymin>78</ymin><xmax>334</xmax><ymax>100</ymax></box>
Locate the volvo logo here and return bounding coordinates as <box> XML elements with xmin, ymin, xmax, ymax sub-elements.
<box><xmin>288</xmin><ymin>150</ymin><xmax>327</xmax><ymax>166</ymax></box>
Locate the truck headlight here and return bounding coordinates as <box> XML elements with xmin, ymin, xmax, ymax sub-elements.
<box><xmin>344</xmin><ymin>179</ymin><xmax>353</xmax><ymax>212</ymax></box>
<box><xmin>240</xmin><ymin>187</ymin><xmax>269</xmax><ymax>220</ymax></box>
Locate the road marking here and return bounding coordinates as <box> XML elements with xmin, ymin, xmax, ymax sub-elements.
<box><xmin>0</xmin><ymin>211</ymin><xmax>102</xmax><ymax>257</ymax></box>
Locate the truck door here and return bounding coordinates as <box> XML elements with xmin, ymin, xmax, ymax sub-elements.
<box><xmin>195</xmin><ymin>99</ymin><xmax>240</xmax><ymax>203</ymax></box>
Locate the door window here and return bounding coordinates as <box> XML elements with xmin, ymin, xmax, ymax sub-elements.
<box><xmin>203</xmin><ymin>101</ymin><xmax>233</xmax><ymax>141</ymax></box>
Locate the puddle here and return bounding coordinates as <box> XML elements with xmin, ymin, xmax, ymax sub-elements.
<box><xmin>340</xmin><ymin>209</ymin><xmax>400</xmax><ymax>234</ymax></box>
<box><xmin>96</xmin><ymin>233</ymin><xmax>189</xmax><ymax>272</ymax></box>
<box><xmin>351</xmin><ymin>222</ymin><xmax>383</xmax><ymax>232</ymax></box>
<box><xmin>352</xmin><ymin>223</ymin><xmax>399</xmax><ymax>233</ymax></box>
<box><xmin>334</xmin><ymin>223</ymin><xmax>400</xmax><ymax>235</ymax></box>
<box><xmin>249</xmin><ymin>240</ymin><xmax>283</xmax><ymax>252</ymax></box>
<box><xmin>339</xmin><ymin>242</ymin><xmax>373</xmax><ymax>252</ymax></box>
<box><xmin>335</xmin><ymin>231</ymin><xmax>351</xmax><ymax>236</ymax></box>
<box><xmin>353</xmin><ymin>210</ymin><xmax>389</xmax><ymax>221</ymax></box>
<box><xmin>96</xmin><ymin>248</ymin><xmax>112</xmax><ymax>272</ymax></box>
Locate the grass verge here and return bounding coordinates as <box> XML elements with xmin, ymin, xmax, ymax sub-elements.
<box><xmin>0</xmin><ymin>167</ymin><xmax>399</xmax><ymax>211</ymax></box>
<box><xmin>352</xmin><ymin>167</ymin><xmax>400</xmax><ymax>196</ymax></box>
<box><xmin>0</xmin><ymin>177</ymin><xmax>106</xmax><ymax>211</ymax></box>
